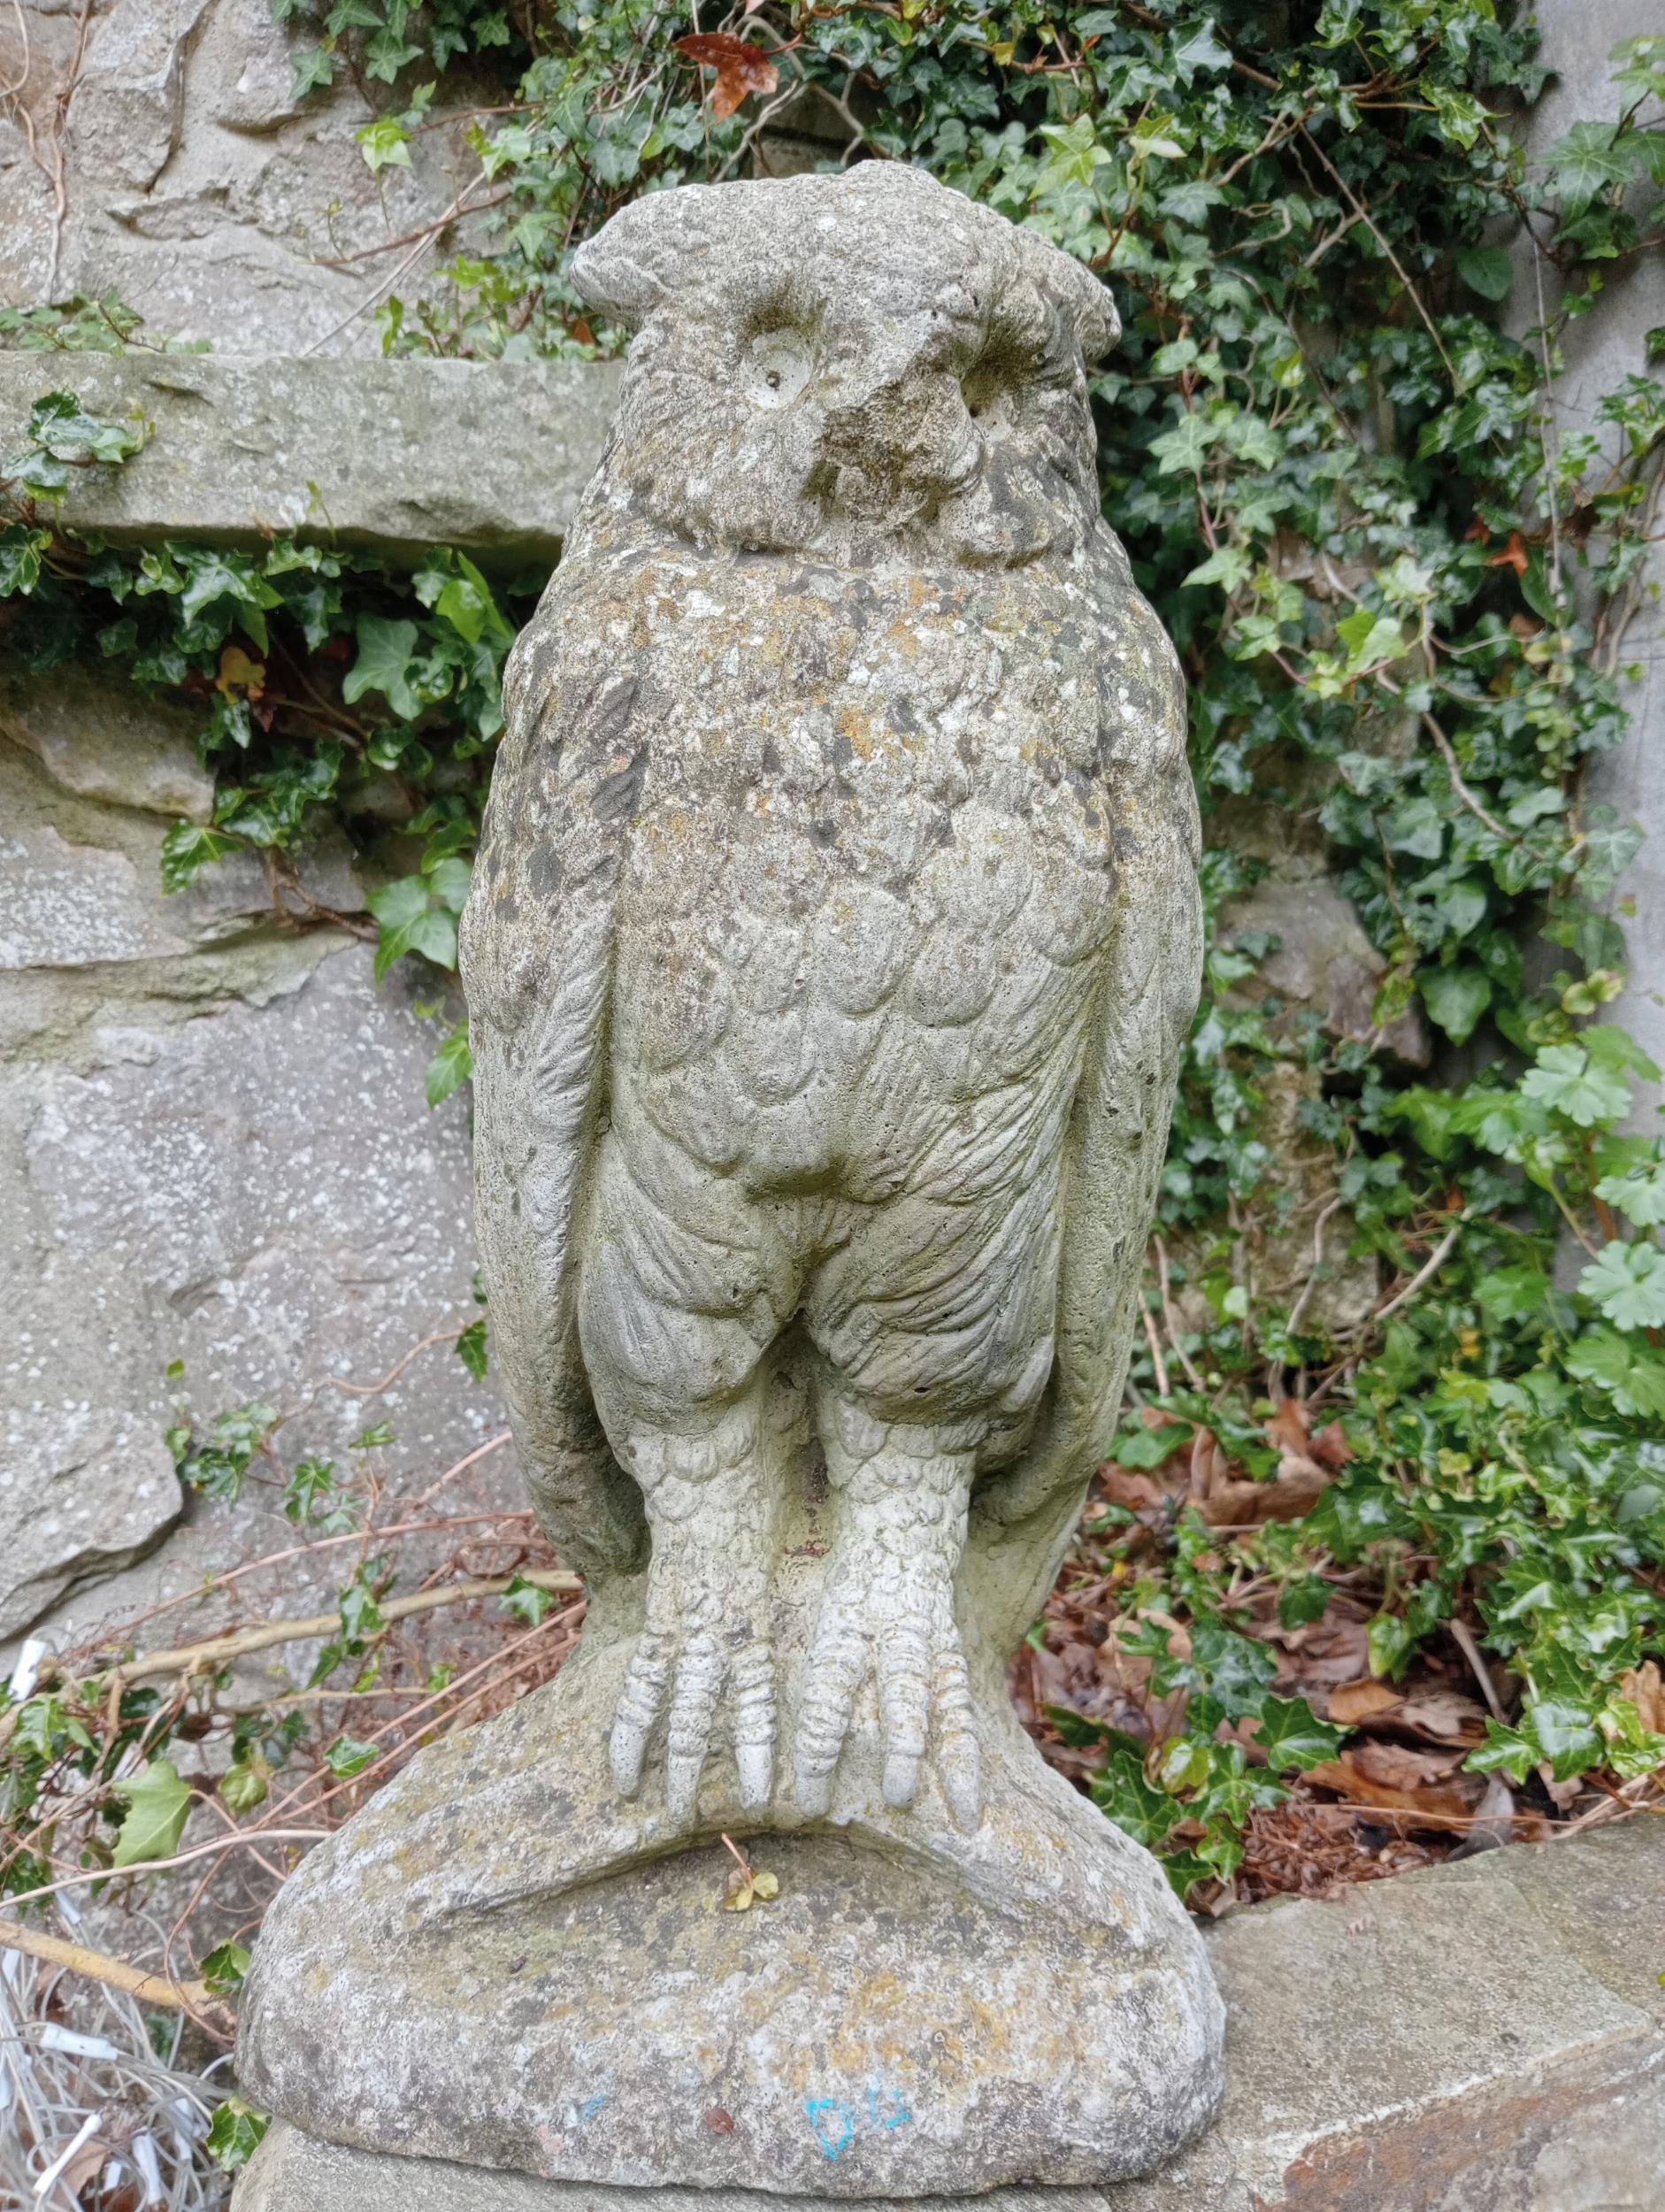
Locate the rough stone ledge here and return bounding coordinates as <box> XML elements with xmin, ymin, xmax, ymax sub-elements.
<box><xmin>0</xmin><ymin>354</ymin><xmax>622</xmax><ymax>566</ymax></box>
<box><xmin>234</xmin><ymin>1818</ymin><xmax>1665</xmax><ymax>2212</ymax></box>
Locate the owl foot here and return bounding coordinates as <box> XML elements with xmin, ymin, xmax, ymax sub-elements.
<box><xmin>794</xmin><ymin>1524</ymin><xmax>981</xmax><ymax>1833</ymax></box>
<box><xmin>604</xmin><ymin>1411</ymin><xmax>778</xmax><ymax>1822</ymax></box>
<box><xmin>610</xmin><ymin>1616</ymin><xmax>776</xmax><ymax>1821</ymax></box>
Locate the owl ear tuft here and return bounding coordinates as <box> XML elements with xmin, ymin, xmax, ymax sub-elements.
<box><xmin>1011</xmin><ymin>231</ymin><xmax>1120</xmax><ymax>367</ymax></box>
<box><xmin>571</xmin><ymin>188</ymin><xmax>719</xmax><ymax>329</ymax></box>
<box><xmin>1047</xmin><ymin>257</ymin><xmax>1120</xmax><ymax>367</ymax></box>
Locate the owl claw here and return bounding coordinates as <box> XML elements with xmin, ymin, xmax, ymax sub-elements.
<box><xmin>610</xmin><ymin>1624</ymin><xmax>776</xmax><ymax>1820</ymax></box>
<box><xmin>794</xmin><ymin>1548</ymin><xmax>982</xmax><ymax>1830</ymax></box>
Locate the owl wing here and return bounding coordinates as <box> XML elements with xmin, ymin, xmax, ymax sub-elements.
<box><xmin>463</xmin><ymin>614</ymin><xmax>650</xmax><ymax>1582</ymax></box>
<box><xmin>970</xmin><ymin>586</ymin><xmax>1201</xmax><ymax>1639</ymax></box>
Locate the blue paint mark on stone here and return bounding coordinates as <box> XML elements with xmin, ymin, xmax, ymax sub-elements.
<box><xmin>806</xmin><ymin>2098</ymin><xmax>856</xmax><ymax>2161</ymax></box>
<box><xmin>579</xmin><ymin>2093</ymin><xmax>609</xmax><ymax>2124</ymax></box>
<box><xmin>867</xmin><ymin>2081</ymin><xmax>911</xmax><ymax>2131</ymax></box>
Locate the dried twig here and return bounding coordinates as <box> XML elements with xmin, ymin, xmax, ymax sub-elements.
<box><xmin>1297</xmin><ymin>127</ymin><xmax>1455</xmax><ymax>384</ymax></box>
<box><xmin>1372</xmin><ymin>1220</ymin><xmax>1462</xmax><ymax>1323</ymax></box>
<box><xmin>1421</xmin><ymin>715</ymin><xmax>1522</xmax><ymax>847</ymax></box>
<box><xmin>0</xmin><ymin>1566</ymin><xmax>578</xmax><ymax>1745</ymax></box>
<box><xmin>1448</xmin><ymin>1615</ymin><xmax>1508</xmax><ymax>1724</ymax></box>
<box><xmin>1285</xmin><ymin>1194</ymin><xmax>1348</xmax><ymax>1340</ymax></box>
<box><xmin>0</xmin><ymin>1916</ymin><xmax>220</xmax><ymax>2017</ymax></box>
<box><xmin>1153</xmin><ymin>1236</ymin><xmax>1206</xmax><ymax>1392</ymax></box>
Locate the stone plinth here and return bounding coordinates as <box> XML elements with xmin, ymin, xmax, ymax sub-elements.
<box><xmin>0</xmin><ymin>354</ymin><xmax>620</xmax><ymax>566</ymax></box>
<box><xmin>235</xmin><ymin>1819</ymin><xmax>1665</xmax><ymax>2212</ymax></box>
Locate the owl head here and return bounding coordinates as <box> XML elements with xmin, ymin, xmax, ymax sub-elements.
<box><xmin>571</xmin><ymin>165</ymin><xmax>1118</xmax><ymax>567</ymax></box>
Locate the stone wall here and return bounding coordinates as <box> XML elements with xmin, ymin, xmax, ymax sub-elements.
<box><xmin>0</xmin><ymin>0</ymin><xmax>491</xmax><ymax>351</ymax></box>
<box><xmin>0</xmin><ymin>0</ymin><xmax>1659</xmax><ymax>1655</ymax></box>
<box><xmin>1510</xmin><ymin>0</ymin><xmax>1665</xmax><ymax>1105</ymax></box>
<box><xmin>0</xmin><ymin>352</ymin><xmax>625</xmax><ymax>1652</ymax></box>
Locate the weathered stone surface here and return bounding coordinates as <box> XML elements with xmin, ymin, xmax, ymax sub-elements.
<box><xmin>0</xmin><ymin>353</ymin><xmax>621</xmax><ymax>565</ymax></box>
<box><xmin>0</xmin><ymin>927</ymin><xmax>507</xmax><ymax>1641</ymax></box>
<box><xmin>0</xmin><ymin>659</ymin><xmax>216</xmax><ymax>822</ymax></box>
<box><xmin>239</xmin><ymin>1653</ymin><xmax>1222</xmax><ymax>2198</ymax></box>
<box><xmin>0</xmin><ymin>673</ymin><xmax>509</xmax><ymax>1643</ymax></box>
<box><xmin>240</xmin><ymin>164</ymin><xmax>1221</xmax><ymax>2195</ymax></box>
<box><xmin>0</xmin><ymin>0</ymin><xmax>501</xmax><ymax>355</ymax></box>
<box><xmin>236</xmin><ymin>1820</ymin><xmax>1665</xmax><ymax>2212</ymax></box>
<box><xmin>1218</xmin><ymin>873</ymin><xmax>1428</xmax><ymax>1064</ymax></box>
<box><xmin>1508</xmin><ymin>0</ymin><xmax>1665</xmax><ymax>1119</ymax></box>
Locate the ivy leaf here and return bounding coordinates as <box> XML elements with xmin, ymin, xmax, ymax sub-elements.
<box><xmin>292</xmin><ymin>43</ymin><xmax>335</xmax><ymax>96</ymax></box>
<box><xmin>1336</xmin><ymin>604</ymin><xmax>1405</xmax><ymax>671</ymax></box>
<box><xmin>426</xmin><ymin>1019</ymin><xmax>472</xmax><ymax>1106</ymax></box>
<box><xmin>1578</xmin><ymin>1241</ymin><xmax>1665</xmax><ymax>1332</ymax></box>
<box><xmin>0</xmin><ymin>523</ymin><xmax>49</xmax><ymax>595</ymax></box>
<box><xmin>220</xmin><ymin>1758</ymin><xmax>270</xmax><ymax>1814</ymax></box>
<box><xmin>356</xmin><ymin>117</ymin><xmax>412</xmax><ymax>171</ymax></box>
<box><xmin>343</xmin><ymin>614</ymin><xmax>423</xmax><ymax>720</ymax></box>
<box><xmin>325</xmin><ymin>1734</ymin><xmax>378</xmax><ymax>1778</ymax></box>
<box><xmin>1548</xmin><ymin>120</ymin><xmax>1639</xmax><ymax>211</ymax></box>
<box><xmin>1180</xmin><ymin>544</ymin><xmax>1251</xmax><ymax>592</ymax></box>
<box><xmin>456</xmin><ymin>1316</ymin><xmax>488</xmax><ymax>1380</ymax></box>
<box><xmin>1454</xmin><ymin>245</ymin><xmax>1513</xmax><ymax>300</ymax></box>
<box><xmin>200</xmin><ymin>1940</ymin><xmax>252</xmax><ymax>1996</ymax></box>
<box><xmin>283</xmin><ymin>1454</ymin><xmax>338</xmax><ymax>1524</ymax></box>
<box><xmin>111</xmin><ymin>1758</ymin><xmax>192</xmax><ymax>1868</ymax></box>
<box><xmin>500</xmin><ymin>1573</ymin><xmax>554</xmax><ymax>1625</ymax></box>
<box><xmin>367</xmin><ymin>873</ymin><xmax>457</xmax><ymax>980</ymax></box>
<box><xmin>1170</xmin><ymin>20</ymin><xmax>1233</xmax><ymax>79</ymax></box>
<box><xmin>1521</xmin><ymin>1696</ymin><xmax>1605</xmax><ymax>1783</ymax></box>
<box><xmin>1418</xmin><ymin>965</ymin><xmax>1492</xmax><ymax>1044</ymax></box>
<box><xmin>1251</xmin><ymin>1695</ymin><xmax>1344</xmax><ymax>1772</ymax></box>
<box><xmin>426</xmin><ymin>854</ymin><xmax>472</xmax><ymax>913</ymax></box>
<box><xmin>1148</xmin><ymin>411</ymin><xmax>1219</xmax><ymax>474</ymax></box>
<box><xmin>160</xmin><ymin>821</ymin><xmax>246</xmax><ymax>895</ymax></box>
<box><xmin>206</xmin><ymin>2097</ymin><xmax>269</xmax><ymax>2172</ymax></box>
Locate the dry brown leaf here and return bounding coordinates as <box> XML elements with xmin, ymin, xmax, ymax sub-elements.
<box><xmin>1620</xmin><ymin>1660</ymin><xmax>1665</xmax><ymax>1734</ymax></box>
<box><xmin>1196</xmin><ymin>1456</ymin><xmax>1331</xmax><ymax>1528</ymax></box>
<box><xmin>1102</xmin><ymin>1464</ymin><xmax>1166</xmax><ymax>1514</ymax></box>
<box><xmin>1264</xmin><ymin>1397</ymin><xmax>1310</xmax><ymax>1458</ymax></box>
<box><xmin>1309</xmin><ymin>1418</ymin><xmax>1354</xmax><ymax>1471</ymax></box>
<box><xmin>1347</xmin><ymin>1739</ymin><xmax>1466</xmax><ymax>1788</ymax></box>
<box><xmin>1329</xmin><ymin>1678</ymin><xmax>1402</xmax><ymax>1725</ymax></box>
<box><xmin>1304</xmin><ymin>1749</ymin><xmax>1482</xmax><ymax>1832</ymax></box>
<box><xmin>1188</xmin><ymin>1425</ymin><xmax>1233</xmax><ymax>1502</ymax></box>
<box><xmin>673</xmin><ymin>32</ymin><xmax>779</xmax><ymax>119</ymax></box>
<box><xmin>1394</xmin><ymin>1688</ymin><xmax>1489</xmax><ymax>1745</ymax></box>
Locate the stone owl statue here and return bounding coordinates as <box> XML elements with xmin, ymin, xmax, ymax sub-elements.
<box><xmin>238</xmin><ymin>165</ymin><xmax>1223</xmax><ymax>2203</ymax></box>
<box><xmin>465</xmin><ymin>160</ymin><xmax>1203</xmax><ymax>1826</ymax></box>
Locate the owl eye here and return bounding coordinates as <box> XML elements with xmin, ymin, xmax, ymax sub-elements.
<box><xmin>960</xmin><ymin>356</ymin><xmax>1014</xmax><ymax>426</ymax></box>
<box><xmin>740</xmin><ymin>326</ymin><xmax>814</xmax><ymax>411</ymax></box>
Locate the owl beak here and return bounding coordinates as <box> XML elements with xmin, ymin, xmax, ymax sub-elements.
<box><xmin>819</xmin><ymin>365</ymin><xmax>983</xmax><ymax>522</ymax></box>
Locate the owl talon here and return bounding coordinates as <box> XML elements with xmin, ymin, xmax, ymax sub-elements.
<box><xmin>794</xmin><ymin>1542</ymin><xmax>982</xmax><ymax>1830</ymax></box>
<box><xmin>610</xmin><ymin>1622</ymin><xmax>776</xmax><ymax>1820</ymax></box>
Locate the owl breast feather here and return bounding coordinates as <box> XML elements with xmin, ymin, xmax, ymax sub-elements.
<box><xmin>477</xmin><ymin>523</ymin><xmax>1185</xmax><ymax>1200</ymax></box>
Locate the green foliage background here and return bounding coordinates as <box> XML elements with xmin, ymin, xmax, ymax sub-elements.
<box><xmin>4</xmin><ymin>1</ymin><xmax>1665</xmax><ymax>1902</ymax></box>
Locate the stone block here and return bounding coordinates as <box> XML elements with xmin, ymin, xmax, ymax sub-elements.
<box><xmin>234</xmin><ymin>1819</ymin><xmax>1665</xmax><ymax>2212</ymax></box>
<box><xmin>0</xmin><ymin>659</ymin><xmax>216</xmax><ymax>822</ymax></box>
<box><xmin>0</xmin><ymin>353</ymin><xmax>622</xmax><ymax>566</ymax></box>
<box><xmin>0</xmin><ymin>933</ymin><xmax>505</xmax><ymax>1641</ymax></box>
